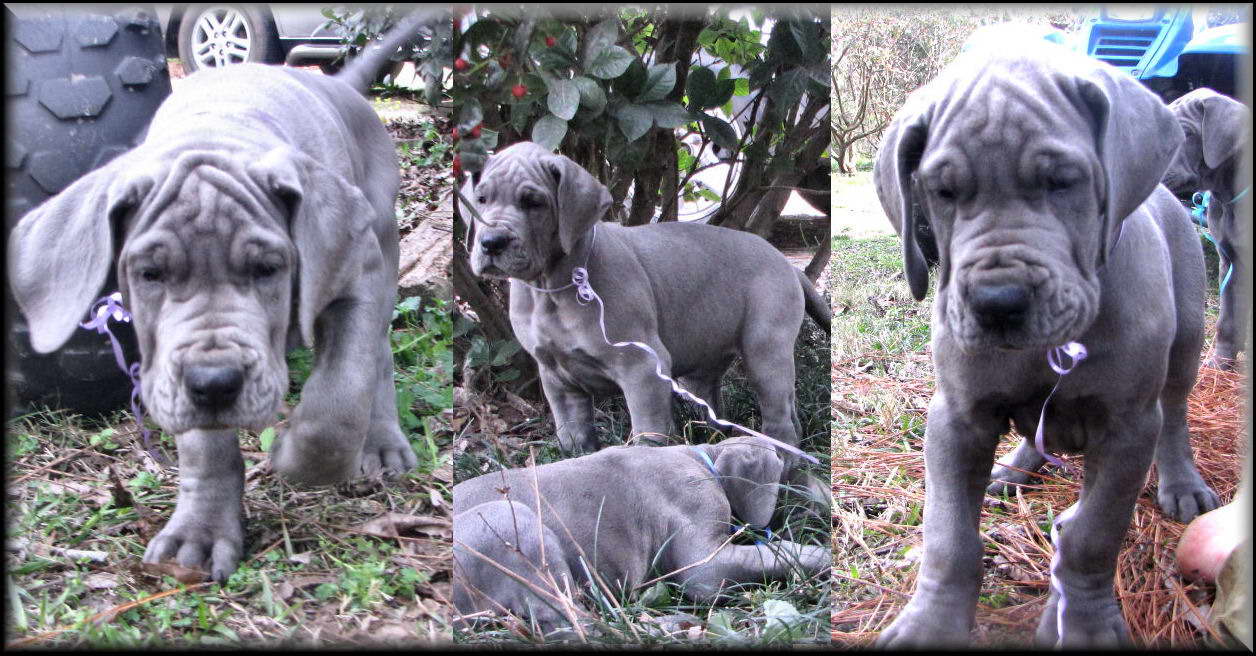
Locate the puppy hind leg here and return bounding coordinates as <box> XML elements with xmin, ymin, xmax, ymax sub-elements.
<box><xmin>987</xmin><ymin>437</ymin><xmax>1048</xmax><ymax>496</ymax></box>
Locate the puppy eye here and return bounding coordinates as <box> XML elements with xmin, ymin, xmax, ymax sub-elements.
<box><xmin>1046</xmin><ymin>178</ymin><xmax>1073</xmax><ymax>192</ymax></box>
<box><xmin>140</xmin><ymin>267</ymin><xmax>164</xmax><ymax>283</ymax></box>
<box><xmin>251</xmin><ymin>261</ymin><xmax>283</xmax><ymax>279</ymax></box>
<box><xmin>934</xmin><ymin>188</ymin><xmax>957</xmax><ymax>201</ymax></box>
<box><xmin>476</xmin><ymin>195</ymin><xmax>486</xmax><ymax>204</ymax></box>
<box><xmin>520</xmin><ymin>194</ymin><xmax>544</xmax><ymax>209</ymax></box>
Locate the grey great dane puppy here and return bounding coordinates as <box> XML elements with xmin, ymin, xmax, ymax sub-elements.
<box><xmin>873</xmin><ymin>43</ymin><xmax>1219</xmax><ymax>647</ymax></box>
<box><xmin>464</xmin><ymin>142</ymin><xmax>830</xmax><ymax>477</ymax></box>
<box><xmin>452</xmin><ymin>436</ymin><xmax>829</xmax><ymax>631</ymax></box>
<box><xmin>6</xmin><ymin>11</ymin><xmax>435</xmax><ymax>582</ymax></box>
<box><xmin>1162</xmin><ymin>87</ymin><xmax>1250</xmax><ymax>371</ymax></box>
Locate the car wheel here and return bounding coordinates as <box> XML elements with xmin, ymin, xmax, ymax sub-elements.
<box><xmin>177</xmin><ymin>4</ymin><xmax>280</xmax><ymax>72</ymax></box>
<box><xmin>6</xmin><ymin>5</ymin><xmax>171</xmax><ymax>417</ymax></box>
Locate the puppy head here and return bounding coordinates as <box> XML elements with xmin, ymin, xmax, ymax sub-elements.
<box><xmin>466</xmin><ymin>142</ymin><xmax>611</xmax><ymax>281</ymax></box>
<box><xmin>713</xmin><ymin>437</ymin><xmax>784</xmax><ymax>529</ymax></box>
<box><xmin>881</xmin><ymin>43</ymin><xmax>1183</xmax><ymax>353</ymax></box>
<box><xmin>1163</xmin><ymin>88</ymin><xmax>1249</xmax><ymax>195</ymax></box>
<box><xmin>8</xmin><ymin>146</ymin><xmax>379</xmax><ymax>434</ymax></box>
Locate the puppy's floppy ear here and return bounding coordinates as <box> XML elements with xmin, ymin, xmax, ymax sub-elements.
<box><xmin>714</xmin><ymin>441</ymin><xmax>784</xmax><ymax>529</ymax></box>
<box><xmin>7</xmin><ymin>154</ymin><xmax>154</xmax><ymax>353</ymax></box>
<box><xmin>1074</xmin><ymin>63</ymin><xmax>1184</xmax><ymax>265</ymax></box>
<box><xmin>1197</xmin><ymin>92</ymin><xmax>1248</xmax><ymax>170</ymax></box>
<box><xmin>248</xmin><ymin>147</ymin><xmax>384</xmax><ymax>348</ymax></box>
<box><xmin>542</xmin><ymin>152</ymin><xmax>612</xmax><ymax>254</ymax></box>
<box><xmin>888</xmin><ymin>114</ymin><xmax>931</xmax><ymax>302</ymax></box>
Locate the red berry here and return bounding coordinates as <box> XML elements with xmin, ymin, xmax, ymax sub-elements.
<box><xmin>511</xmin><ymin>84</ymin><xmax>527</xmax><ymax>99</ymax></box>
<box><xmin>498</xmin><ymin>53</ymin><xmax>512</xmax><ymax>68</ymax></box>
<box><xmin>452</xmin><ymin>127</ymin><xmax>460</xmax><ymax>141</ymax></box>
<box><xmin>471</xmin><ymin>125</ymin><xmax>482</xmax><ymax>138</ymax></box>
<box><xmin>453</xmin><ymin>154</ymin><xmax>462</xmax><ymax>178</ymax></box>
<box><xmin>454</xmin><ymin>58</ymin><xmax>469</xmax><ymax>72</ymax></box>
<box><xmin>545</xmin><ymin>36</ymin><xmax>556</xmax><ymax>47</ymax></box>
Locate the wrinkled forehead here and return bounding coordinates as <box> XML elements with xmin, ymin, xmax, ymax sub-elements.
<box><xmin>923</xmin><ymin>58</ymin><xmax>1096</xmax><ymax>160</ymax></box>
<box><xmin>125</xmin><ymin>165</ymin><xmax>288</xmax><ymax>252</ymax></box>
<box><xmin>478</xmin><ymin>144</ymin><xmax>554</xmax><ymax>195</ymax></box>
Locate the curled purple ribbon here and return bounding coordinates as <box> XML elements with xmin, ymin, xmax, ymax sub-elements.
<box><xmin>79</xmin><ymin>293</ymin><xmax>166</xmax><ymax>463</ymax></box>
<box><xmin>1033</xmin><ymin>341</ymin><xmax>1087</xmax><ymax>472</ymax></box>
<box><xmin>1035</xmin><ymin>341</ymin><xmax>1086</xmax><ymax>646</ymax></box>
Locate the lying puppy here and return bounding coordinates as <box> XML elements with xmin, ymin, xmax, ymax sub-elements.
<box><xmin>873</xmin><ymin>42</ymin><xmax>1219</xmax><ymax>646</ymax></box>
<box><xmin>452</xmin><ymin>436</ymin><xmax>829</xmax><ymax>632</ymax></box>
<box><xmin>463</xmin><ymin>142</ymin><xmax>830</xmax><ymax>468</ymax></box>
<box><xmin>1162</xmin><ymin>87</ymin><xmax>1250</xmax><ymax>370</ymax></box>
<box><xmin>6</xmin><ymin>11</ymin><xmax>435</xmax><ymax>582</ymax></box>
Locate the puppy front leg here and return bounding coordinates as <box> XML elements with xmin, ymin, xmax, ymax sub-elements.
<box><xmin>877</xmin><ymin>392</ymin><xmax>1001</xmax><ymax>648</ymax></box>
<box><xmin>539</xmin><ymin>368</ymin><xmax>597</xmax><ymax>454</ymax></box>
<box><xmin>1034</xmin><ymin>407</ymin><xmax>1159</xmax><ymax>647</ymax></box>
<box><xmin>672</xmin><ymin>539</ymin><xmax>829</xmax><ymax>602</ymax></box>
<box><xmin>143</xmin><ymin>429</ymin><xmax>244</xmax><ymax>582</ymax></box>
<box><xmin>271</xmin><ymin>290</ymin><xmax>386</xmax><ymax>485</ymax></box>
<box><xmin>618</xmin><ymin>346</ymin><xmax>676</xmax><ymax>446</ymax></box>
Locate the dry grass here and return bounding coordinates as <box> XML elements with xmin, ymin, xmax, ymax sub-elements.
<box><xmin>831</xmin><ymin>235</ymin><xmax>1248</xmax><ymax>649</ymax></box>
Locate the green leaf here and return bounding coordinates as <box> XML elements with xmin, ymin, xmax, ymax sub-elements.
<box><xmin>614</xmin><ymin>103</ymin><xmax>652</xmax><ymax>141</ymax></box>
<box><xmin>701</xmin><ymin>114</ymin><xmax>739</xmax><ymax>151</ymax></box>
<box><xmin>546</xmin><ymin>77</ymin><xmax>579</xmax><ymax>120</ymax></box>
<box><xmin>706</xmin><ymin>610</ymin><xmax>740</xmax><ymax>640</ymax></box>
<box><xmin>259</xmin><ymin>427</ymin><xmax>275</xmax><ymax>453</ymax></box>
<box><xmin>761</xmin><ymin>599</ymin><xmax>803</xmax><ymax>643</ymax></box>
<box><xmin>687</xmin><ymin>66</ymin><xmax>718</xmax><ymax>108</ymax></box>
<box><xmin>582</xmin><ymin>18</ymin><xmax>620</xmax><ymax>62</ymax></box>
<box><xmin>638</xmin><ymin>63</ymin><xmax>676</xmax><ymax>102</ymax></box>
<box><xmin>646</xmin><ymin>102</ymin><xmax>692</xmax><ymax>129</ymax></box>
<box><xmin>638</xmin><ymin>581</ymin><xmax>672</xmax><ymax>608</ymax></box>
<box><xmin>612</xmin><ymin>58</ymin><xmax>647</xmax><ymax>97</ymax></box>
<box><xmin>572</xmin><ymin>76</ymin><xmax>607</xmax><ymax>116</ymax></box>
<box><xmin>532</xmin><ymin>114</ymin><xmax>568</xmax><ymax>150</ymax></box>
<box><xmin>585</xmin><ymin>45</ymin><xmax>634</xmax><ymax>79</ymax></box>
<box><xmin>789</xmin><ymin>19</ymin><xmax>826</xmax><ymax>63</ymax></box>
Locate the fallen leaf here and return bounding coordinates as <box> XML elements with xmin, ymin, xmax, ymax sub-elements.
<box><xmin>356</xmin><ymin>513</ymin><xmax>452</xmax><ymax>540</ymax></box>
<box><xmin>141</xmin><ymin>560</ymin><xmax>209</xmax><ymax>584</ymax></box>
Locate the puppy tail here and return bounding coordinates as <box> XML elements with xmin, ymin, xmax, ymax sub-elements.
<box><xmin>796</xmin><ymin>268</ymin><xmax>831</xmax><ymax>335</ymax></box>
<box><xmin>335</xmin><ymin>8</ymin><xmax>440</xmax><ymax>95</ymax></box>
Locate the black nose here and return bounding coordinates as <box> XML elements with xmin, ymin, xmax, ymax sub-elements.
<box><xmin>479</xmin><ymin>232</ymin><xmax>513</xmax><ymax>256</ymax></box>
<box><xmin>185</xmin><ymin>365</ymin><xmax>244</xmax><ymax>409</ymax></box>
<box><xmin>969</xmin><ymin>283</ymin><xmax>1031</xmax><ymax>327</ymax></box>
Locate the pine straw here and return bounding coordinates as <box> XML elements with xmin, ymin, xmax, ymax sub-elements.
<box><xmin>832</xmin><ymin>354</ymin><xmax>1247</xmax><ymax>648</ymax></box>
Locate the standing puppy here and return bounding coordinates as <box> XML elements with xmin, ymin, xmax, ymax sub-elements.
<box><xmin>7</xmin><ymin>11</ymin><xmax>434</xmax><ymax>581</ymax></box>
<box><xmin>1162</xmin><ymin>87</ymin><xmax>1250</xmax><ymax>370</ymax></box>
<box><xmin>874</xmin><ymin>43</ymin><xmax>1219</xmax><ymax>647</ymax></box>
<box><xmin>464</xmin><ymin>142</ymin><xmax>830</xmax><ymax>470</ymax></box>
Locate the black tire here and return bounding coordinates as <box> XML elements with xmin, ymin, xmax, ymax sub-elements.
<box><xmin>177</xmin><ymin>4</ymin><xmax>280</xmax><ymax>73</ymax></box>
<box><xmin>6</xmin><ymin>5</ymin><xmax>172</xmax><ymax>417</ymax></box>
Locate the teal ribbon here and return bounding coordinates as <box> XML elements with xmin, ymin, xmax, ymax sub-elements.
<box><xmin>1189</xmin><ymin>189</ymin><xmax>1237</xmax><ymax>294</ymax></box>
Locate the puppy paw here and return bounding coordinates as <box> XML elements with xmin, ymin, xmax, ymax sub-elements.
<box><xmin>876</xmin><ymin>600</ymin><xmax>971</xmax><ymax>647</ymax></box>
<box><xmin>270</xmin><ymin>420</ymin><xmax>362</xmax><ymax>486</ymax></box>
<box><xmin>143</xmin><ymin>509</ymin><xmax>244</xmax><ymax>583</ymax></box>
<box><xmin>1035</xmin><ymin>594</ymin><xmax>1130</xmax><ymax>647</ymax></box>
<box><xmin>1157</xmin><ymin>477</ymin><xmax>1221</xmax><ymax>523</ymax></box>
<box><xmin>359</xmin><ymin>427</ymin><xmax>417</xmax><ymax>477</ymax></box>
<box><xmin>986</xmin><ymin>463</ymin><xmax>1036</xmax><ymax>496</ymax></box>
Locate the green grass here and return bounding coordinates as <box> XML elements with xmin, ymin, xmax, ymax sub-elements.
<box><xmin>6</xmin><ymin>300</ymin><xmax>454</xmax><ymax>649</ymax></box>
<box><xmin>454</xmin><ymin>308</ymin><xmax>832</xmax><ymax>646</ymax></box>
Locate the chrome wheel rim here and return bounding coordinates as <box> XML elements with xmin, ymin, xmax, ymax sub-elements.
<box><xmin>191</xmin><ymin>6</ymin><xmax>251</xmax><ymax>68</ymax></box>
